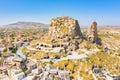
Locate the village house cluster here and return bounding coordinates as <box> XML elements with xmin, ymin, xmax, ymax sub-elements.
<box><xmin>0</xmin><ymin>52</ymin><xmax>72</xmax><ymax>80</ymax></box>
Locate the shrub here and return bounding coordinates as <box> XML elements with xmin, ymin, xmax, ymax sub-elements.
<box><xmin>3</xmin><ymin>48</ymin><xmax>7</xmax><ymax>52</ymax></box>
<box><xmin>12</xmin><ymin>47</ymin><xmax>17</xmax><ymax>53</ymax></box>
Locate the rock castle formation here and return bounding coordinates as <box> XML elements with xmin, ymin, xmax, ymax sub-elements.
<box><xmin>38</xmin><ymin>17</ymin><xmax>100</xmax><ymax>51</ymax></box>
<box><xmin>49</xmin><ymin>16</ymin><xmax>83</xmax><ymax>39</ymax></box>
<box><xmin>48</xmin><ymin>17</ymin><xmax>99</xmax><ymax>44</ymax></box>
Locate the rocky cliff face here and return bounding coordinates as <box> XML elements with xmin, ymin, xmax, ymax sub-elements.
<box><xmin>49</xmin><ymin>16</ymin><xmax>83</xmax><ymax>39</ymax></box>
<box><xmin>87</xmin><ymin>21</ymin><xmax>98</xmax><ymax>43</ymax></box>
<box><xmin>36</xmin><ymin>17</ymin><xmax>100</xmax><ymax>51</ymax></box>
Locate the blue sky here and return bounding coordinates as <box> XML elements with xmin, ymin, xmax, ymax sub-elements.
<box><xmin>0</xmin><ymin>0</ymin><xmax>120</xmax><ymax>26</ymax></box>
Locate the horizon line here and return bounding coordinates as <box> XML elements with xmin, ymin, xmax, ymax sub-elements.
<box><xmin>0</xmin><ymin>21</ymin><xmax>120</xmax><ymax>27</ymax></box>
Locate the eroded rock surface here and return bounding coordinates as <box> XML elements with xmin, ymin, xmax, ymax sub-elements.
<box><xmin>49</xmin><ymin>16</ymin><xmax>83</xmax><ymax>39</ymax></box>
<box><xmin>87</xmin><ymin>21</ymin><xmax>98</xmax><ymax>43</ymax></box>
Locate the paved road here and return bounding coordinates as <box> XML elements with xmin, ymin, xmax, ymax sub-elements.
<box><xmin>54</xmin><ymin>52</ymin><xmax>87</xmax><ymax>63</ymax></box>
<box><xmin>16</xmin><ymin>47</ymin><xmax>26</xmax><ymax>59</ymax></box>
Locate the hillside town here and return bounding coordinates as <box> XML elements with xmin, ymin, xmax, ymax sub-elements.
<box><xmin>0</xmin><ymin>16</ymin><xmax>120</xmax><ymax>80</ymax></box>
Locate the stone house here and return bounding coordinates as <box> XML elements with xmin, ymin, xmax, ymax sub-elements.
<box><xmin>8</xmin><ymin>69</ymin><xmax>25</xmax><ymax>80</ymax></box>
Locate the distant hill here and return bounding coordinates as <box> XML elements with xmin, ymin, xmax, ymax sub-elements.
<box><xmin>0</xmin><ymin>21</ymin><xmax>49</xmax><ymax>29</ymax></box>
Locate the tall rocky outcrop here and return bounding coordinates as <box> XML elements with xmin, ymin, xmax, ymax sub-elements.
<box><xmin>48</xmin><ymin>16</ymin><xmax>83</xmax><ymax>39</ymax></box>
<box><xmin>87</xmin><ymin>21</ymin><xmax>98</xmax><ymax>43</ymax></box>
